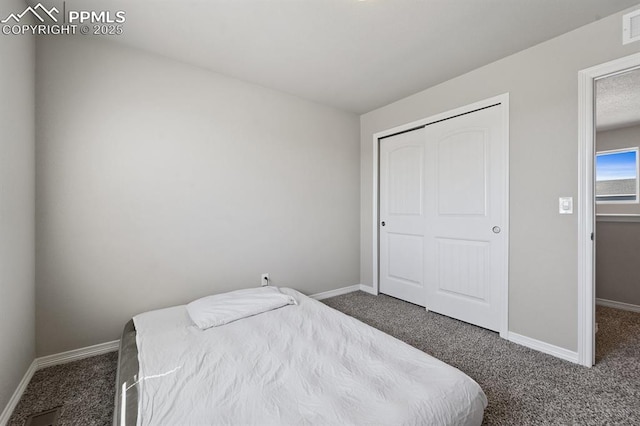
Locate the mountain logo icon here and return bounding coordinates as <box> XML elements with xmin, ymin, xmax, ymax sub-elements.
<box><xmin>1</xmin><ymin>3</ymin><xmax>59</xmax><ymax>24</ymax></box>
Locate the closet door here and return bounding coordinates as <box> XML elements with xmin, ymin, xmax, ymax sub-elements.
<box><xmin>379</xmin><ymin>128</ymin><xmax>427</xmax><ymax>306</ymax></box>
<box><xmin>423</xmin><ymin>105</ymin><xmax>505</xmax><ymax>332</ymax></box>
<box><xmin>379</xmin><ymin>103</ymin><xmax>507</xmax><ymax>332</ymax></box>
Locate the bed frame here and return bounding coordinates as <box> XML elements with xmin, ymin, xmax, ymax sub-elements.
<box><xmin>114</xmin><ymin>320</ymin><xmax>139</xmax><ymax>426</ymax></box>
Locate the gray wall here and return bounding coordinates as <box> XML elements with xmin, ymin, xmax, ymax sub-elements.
<box><xmin>360</xmin><ymin>8</ymin><xmax>640</xmax><ymax>352</ymax></box>
<box><xmin>36</xmin><ymin>36</ymin><xmax>360</xmax><ymax>357</ymax></box>
<box><xmin>596</xmin><ymin>124</ymin><xmax>640</xmax><ymax>215</ymax></box>
<box><xmin>596</xmin><ymin>221</ymin><xmax>640</xmax><ymax>306</ymax></box>
<box><xmin>0</xmin><ymin>0</ymin><xmax>36</xmax><ymax>412</ymax></box>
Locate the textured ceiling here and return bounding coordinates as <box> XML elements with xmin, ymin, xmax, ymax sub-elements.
<box><xmin>31</xmin><ymin>0</ymin><xmax>640</xmax><ymax>113</ymax></box>
<box><xmin>596</xmin><ymin>67</ymin><xmax>640</xmax><ymax>131</ymax></box>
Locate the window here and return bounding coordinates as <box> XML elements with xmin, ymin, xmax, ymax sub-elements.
<box><xmin>595</xmin><ymin>147</ymin><xmax>639</xmax><ymax>203</ymax></box>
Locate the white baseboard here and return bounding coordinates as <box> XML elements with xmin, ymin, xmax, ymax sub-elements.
<box><xmin>37</xmin><ymin>340</ymin><xmax>120</xmax><ymax>370</ymax></box>
<box><xmin>0</xmin><ymin>360</ymin><xmax>37</xmax><ymax>426</ymax></box>
<box><xmin>596</xmin><ymin>298</ymin><xmax>640</xmax><ymax>313</ymax></box>
<box><xmin>310</xmin><ymin>284</ymin><xmax>380</xmax><ymax>301</ymax></box>
<box><xmin>508</xmin><ymin>332</ymin><xmax>579</xmax><ymax>364</ymax></box>
<box><xmin>310</xmin><ymin>284</ymin><xmax>361</xmax><ymax>300</ymax></box>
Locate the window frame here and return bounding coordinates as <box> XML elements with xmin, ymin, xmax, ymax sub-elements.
<box><xmin>595</xmin><ymin>146</ymin><xmax>640</xmax><ymax>204</ymax></box>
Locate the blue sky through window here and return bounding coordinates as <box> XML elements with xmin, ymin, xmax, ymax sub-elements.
<box><xmin>595</xmin><ymin>150</ymin><xmax>638</xmax><ymax>181</ymax></box>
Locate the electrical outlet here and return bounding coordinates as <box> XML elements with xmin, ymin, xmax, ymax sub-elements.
<box><xmin>261</xmin><ymin>273</ymin><xmax>270</xmax><ymax>286</ymax></box>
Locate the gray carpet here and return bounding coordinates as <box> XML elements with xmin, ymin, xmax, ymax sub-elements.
<box><xmin>9</xmin><ymin>291</ymin><xmax>640</xmax><ymax>425</ymax></box>
<box><xmin>9</xmin><ymin>352</ymin><xmax>117</xmax><ymax>426</ymax></box>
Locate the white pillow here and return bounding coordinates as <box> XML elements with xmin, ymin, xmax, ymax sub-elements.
<box><xmin>186</xmin><ymin>287</ymin><xmax>297</xmax><ymax>330</ymax></box>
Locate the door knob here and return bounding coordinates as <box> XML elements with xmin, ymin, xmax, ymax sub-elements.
<box><xmin>381</xmin><ymin>221</ymin><xmax>386</xmax><ymax>226</ymax></box>
<box><xmin>492</xmin><ymin>226</ymin><xmax>501</xmax><ymax>234</ymax></box>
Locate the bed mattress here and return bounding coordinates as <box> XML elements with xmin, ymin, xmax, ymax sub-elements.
<box><xmin>115</xmin><ymin>288</ymin><xmax>487</xmax><ymax>425</ymax></box>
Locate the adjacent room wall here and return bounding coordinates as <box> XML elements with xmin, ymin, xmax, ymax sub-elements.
<box><xmin>360</xmin><ymin>7</ymin><xmax>640</xmax><ymax>352</ymax></box>
<box><xmin>0</xmin><ymin>0</ymin><xmax>36</xmax><ymax>412</ymax></box>
<box><xmin>596</xmin><ymin>221</ymin><xmax>640</xmax><ymax>306</ymax></box>
<box><xmin>36</xmin><ymin>36</ymin><xmax>360</xmax><ymax>356</ymax></box>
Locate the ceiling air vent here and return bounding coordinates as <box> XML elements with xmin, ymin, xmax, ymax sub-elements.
<box><xmin>623</xmin><ymin>9</ymin><xmax>640</xmax><ymax>44</ymax></box>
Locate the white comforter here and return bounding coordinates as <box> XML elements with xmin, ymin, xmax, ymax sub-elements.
<box><xmin>133</xmin><ymin>288</ymin><xmax>487</xmax><ymax>425</ymax></box>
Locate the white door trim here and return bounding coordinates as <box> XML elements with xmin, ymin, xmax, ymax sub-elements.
<box><xmin>577</xmin><ymin>52</ymin><xmax>640</xmax><ymax>367</ymax></box>
<box><xmin>371</xmin><ymin>93</ymin><xmax>510</xmax><ymax>337</ymax></box>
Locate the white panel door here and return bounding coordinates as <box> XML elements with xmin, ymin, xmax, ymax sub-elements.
<box><xmin>379</xmin><ymin>129</ymin><xmax>427</xmax><ymax>306</ymax></box>
<box><xmin>424</xmin><ymin>105</ymin><xmax>505</xmax><ymax>332</ymax></box>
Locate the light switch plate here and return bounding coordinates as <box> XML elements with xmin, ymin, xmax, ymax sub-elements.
<box><xmin>559</xmin><ymin>197</ymin><xmax>573</xmax><ymax>214</ymax></box>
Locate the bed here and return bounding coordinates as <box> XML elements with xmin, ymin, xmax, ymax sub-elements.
<box><xmin>114</xmin><ymin>287</ymin><xmax>487</xmax><ymax>425</ymax></box>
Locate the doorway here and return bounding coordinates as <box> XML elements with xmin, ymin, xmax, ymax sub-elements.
<box><xmin>373</xmin><ymin>94</ymin><xmax>509</xmax><ymax>336</ymax></box>
<box><xmin>578</xmin><ymin>52</ymin><xmax>640</xmax><ymax>367</ymax></box>
<box><xmin>594</xmin><ymin>68</ymin><xmax>640</xmax><ymax>358</ymax></box>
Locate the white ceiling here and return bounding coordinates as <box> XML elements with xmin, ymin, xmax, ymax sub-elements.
<box><xmin>596</xmin><ymin>67</ymin><xmax>640</xmax><ymax>131</ymax></box>
<box><xmin>36</xmin><ymin>0</ymin><xmax>640</xmax><ymax>113</ymax></box>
